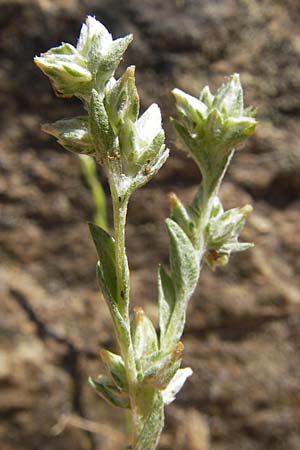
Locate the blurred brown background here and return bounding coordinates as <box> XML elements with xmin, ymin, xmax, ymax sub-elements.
<box><xmin>1</xmin><ymin>0</ymin><xmax>300</xmax><ymax>449</ymax></box>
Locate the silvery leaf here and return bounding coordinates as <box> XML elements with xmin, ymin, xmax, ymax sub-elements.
<box><xmin>42</xmin><ymin>116</ymin><xmax>94</xmax><ymax>155</ymax></box>
<box><xmin>162</xmin><ymin>367</ymin><xmax>193</xmax><ymax>405</ymax></box>
<box><xmin>89</xmin><ymin>376</ymin><xmax>130</xmax><ymax>409</ymax></box>
<box><xmin>131</xmin><ymin>307</ymin><xmax>158</xmax><ymax>361</ymax></box>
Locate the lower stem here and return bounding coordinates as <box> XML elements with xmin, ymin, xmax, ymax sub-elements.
<box><xmin>109</xmin><ymin>182</ymin><xmax>164</xmax><ymax>450</ymax></box>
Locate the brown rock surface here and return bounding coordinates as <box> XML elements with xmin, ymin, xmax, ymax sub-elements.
<box><xmin>0</xmin><ymin>0</ymin><xmax>300</xmax><ymax>449</ymax></box>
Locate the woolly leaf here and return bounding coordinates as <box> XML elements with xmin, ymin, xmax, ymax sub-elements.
<box><xmin>131</xmin><ymin>307</ymin><xmax>158</xmax><ymax>362</ymax></box>
<box><xmin>100</xmin><ymin>349</ymin><xmax>128</xmax><ymax>391</ymax></box>
<box><xmin>158</xmin><ymin>265</ymin><xmax>176</xmax><ymax>342</ymax></box>
<box><xmin>127</xmin><ymin>144</ymin><xmax>169</xmax><ymax>194</ymax></box>
<box><xmin>143</xmin><ymin>342</ymin><xmax>183</xmax><ymax>389</ymax></box>
<box><xmin>213</xmin><ymin>73</ymin><xmax>243</xmax><ymax>116</ymax></box>
<box><xmin>89</xmin><ymin>376</ymin><xmax>130</xmax><ymax>408</ymax></box>
<box><xmin>89</xmin><ymin>89</ymin><xmax>114</xmax><ymax>159</ymax></box>
<box><xmin>76</xmin><ymin>16</ymin><xmax>132</xmax><ymax>91</ymax></box>
<box><xmin>95</xmin><ymin>34</ymin><xmax>133</xmax><ymax>92</ymax></box>
<box><xmin>77</xmin><ymin>16</ymin><xmax>112</xmax><ymax>58</ymax></box>
<box><xmin>119</xmin><ymin>104</ymin><xmax>165</xmax><ymax>167</ymax></box>
<box><xmin>95</xmin><ymin>262</ymin><xmax>131</xmax><ymax>352</ymax></box>
<box><xmin>159</xmin><ymin>220</ymin><xmax>199</xmax><ymax>349</ymax></box>
<box><xmin>34</xmin><ymin>43</ymin><xmax>92</xmax><ymax>98</ymax></box>
<box><xmin>89</xmin><ymin>223</ymin><xmax>117</xmax><ymax>301</ymax></box>
<box><xmin>204</xmin><ymin>203</ymin><xmax>254</xmax><ymax>269</ymax></box>
<box><xmin>166</xmin><ymin>218</ymin><xmax>198</xmax><ymax>298</ymax></box>
<box><xmin>42</xmin><ymin>117</ymin><xmax>94</xmax><ymax>155</ymax></box>
<box><xmin>104</xmin><ymin>65</ymin><xmax>139</xmax><ymax>134</ymax></box>
<box><xmin>172</xmin><ymin>74</ymin><xmax>257</xmax><ymax>194</ymax></box>
<box><xmin>169</xmin><ymin>192</ymin><xmax>195</xmax><ymax>242</ymax></box>
<box><xmin>161</xmin><ymin>367</ymin><xmax>193</xmax><ymax>405</ymax></box>
<box><xmin>172</xmin><ymin>88</ymin><xmax>208</xmax><ymax>124</ymax></box>
<box><xmin>223</xmin><ymin>116</ymin><xmax>257</xmax><ymax>146</ymax></box>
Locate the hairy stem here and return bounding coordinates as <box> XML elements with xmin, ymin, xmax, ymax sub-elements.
<box><xmin>111</xmin><ymin>185</ymin><xmax>163</xmax><ymax>449</ymax></box>
<box><xmin>112</xmin><ymin>196</ymin><xmax>130</xmax><ymax>320</ymax></box>
<box><xmin>110</xmin><ymin>182</ymin><xmax>142</xmax><ymax>444</ymax></box>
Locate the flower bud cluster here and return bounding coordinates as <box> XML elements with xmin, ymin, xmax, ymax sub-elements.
<box><xmin>89</xmin><ymin>303</ymin><xmax>192</xmax><ymax>409</ymax></box>
<box><xmin>204</xmin><ymin>198</ymin><xmax>253</xmax><ymax>269</ymax></box>
<box><xmin>36</xmin><ymin>16</ymin><xmax>168</xmax><ymax>198</ymax></box>
<box><xmin>35</xmin><ymin>17</ymin><xmax>132</xmax><ymax>99</ymax></box>
<box><xmin>172</xmin><ymin>74</ymin><xmax>256</xmax><ymax>195</ymax></box>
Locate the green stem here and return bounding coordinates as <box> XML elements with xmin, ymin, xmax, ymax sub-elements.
<box><xmin>112</xmin><ymin>195</ymin><xmax>130</xmax><ymax>320</ymax></box>
<box><xmin>110</xmin><ymin>186</ymin><xmax>162</xmax><ymax>449</ymax></box>
<box><xmin>110</xmin><ymin>181</ymin><xmax>142</xmax><ymax>445</ymax></box>
<box><xmin>193</xmin><ymin>150</ymin><xmax>234</xmax><ymax>255</ymax></box>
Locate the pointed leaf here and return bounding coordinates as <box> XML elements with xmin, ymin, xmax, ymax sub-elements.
<box><xmin>206</xmin><ymin>108</ymin><xmax>224</xmax><ymax>142</ymax></box>
<box><xmin>161</xmin><ymin>367</ymin><xmax>193</xmax><ymax>405</ymax></box>
<box><xmin>171</xmin><ymin>120</ymin><xmax>196</xmax><ymax>154</ymax></box>
<box><xmin>34</xmin><ymin>44</ymin><xmax>92</xmax><ymax>98</ymax></box>
<box><xmin>95</xmin><ymin>34</ymin><xmax>133</xmax><ymax>91</ymax></box>
<box><xmin>199</xmin><ymin>85</ymin><xmax>214</xmax><ymax>108</ymax></box>
<box><xmin>100</xmin><ymin>349</ymin><xmax>128</xmax><ymax>391</ymax></box>
<box><xmin>166</xmin><ymin>218</ymin><xmax>198</xmax><ymax>298</ymax></box>
<box><xmin>158</xmin><ymin>265</ymin><xmax>175</xmax><ymax>341</ymax></box>
<box><xmin>42</xmin><ymin>116</ymin><xmax>94</xmax><ymax>155</ymax></box>
<box><xmin>104</xmin><ymin>65</ymin><xmax>139</xmax><ymax>133</ymax></box>
<box><xmin>127</xmin><ymin>145</ymin><xmax>169</xmax><ymax>194</ymax></box>
<box><xmin>205</xmin><ymin>203</ymin><xmax>254</xmax><ymax>266</ymax></box>
<box><xmin>89</xmin><ymin>376</ymin><xmax>130</xmax><ymax>408</ymax></box>
<box><xmin>208</xmin><ymin>206</ymin><xmax>249</xmax><ymax>243</ymax></box>
<box><xmin>134</xmin><ymin>104</ymin><xmax>163</xmax><ymax>151</ymax></box>
<box><xmin>95</xmin><ymin>262</ymin><xmax>131</xmax><ymax>352</ymax></box>
<box><xmin>89</xmin><ymin>89</ymin><xmax>114</xmax><ymax>158</ymax></box>
<box><xmin>77</xmin><ymin>16</ymin><xmax>112</xmax><ymax>58</ymax></box>
<box><xmin>131</xmin><ymin>307</ymin><xmax>158</xmax><ymax>361</ymax></box>
<box><xmin>213</xmin><ymin>73</ymin><xmax>243</xmax><ymax>116</ymax></box>
<box><xmin>223</xmin><ymin>116</ymin><xmax>257</xmax><ymax>146</ymax></box>
<box><xmin>118</xmin><ymin>118</ymin><xmax>136</xmax><ymax>164</ymax></box>
<box><xmin>143</xmin><ymin>342</ymin><xmax>183</xmax><ymax>389</ymax></box>
<box><xmin>135</xmin><ymin>131</ymin><xmax>165</xmax><ymax>167</ymax></box>
<box><xmin>209</xmin><ymin>196</ymin><xmax>224</xmax><ymax>219</ymax></box>
<box><xmin>220</xmin><ymin>241</ymin><xmax>254</xmax><ymax>253</ymax></box>
<box><xmin>160</xmin><ymin>220</ymin><xmax>199</xmax><ymax>349</ymax></box>
<box><xmin>172</xmin><ymin>88</ymin><xmax>208</xmax><ymax>124</ymax></box>
<box><xmin>169</xmin><ymin>192</ymin><xmax>195</xmax><ymax>242</ymax></box>
<box><xmin>89</xmin><ymin>223</ymin><xmax>117</xmax><ymax>301</ymax></box>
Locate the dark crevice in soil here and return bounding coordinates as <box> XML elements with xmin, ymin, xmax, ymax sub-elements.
<box><xmin>9</xmin><ymin>288</ymin><xmax>97</xmax><ymax>450</ymax></box>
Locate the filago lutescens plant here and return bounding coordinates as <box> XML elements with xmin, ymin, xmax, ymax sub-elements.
<box><xmin>35</xmin><ymin>16</ymin><xmax>256</xmax><ymax>450</ymax></box>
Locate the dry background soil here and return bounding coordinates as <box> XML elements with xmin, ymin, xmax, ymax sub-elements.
<box><xmin>1</xmin><ymin>0</ymin><xmax>300</xmax><ymax>449</ymax></box>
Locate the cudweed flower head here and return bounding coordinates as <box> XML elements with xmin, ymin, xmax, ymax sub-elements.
<box><xmin>35</xmin><ymin>16</ymin><xmax>257</xmax><ymax>450</ymax></box>
<box><xmin>204</xmin><ymin>198</ymin><xmax>254</xmax><ymax>269</ymax></box>
<box><xmin>38</xmin><ymin>16</ymin><xmax>168</xmax><ymax>200</ymax></box>
<box><xmin>35</xmin><ymin>16</ymin><xmax>132</xmax><ymax>99</ymax></box>
<box><xmin>34</xmin><ymin>43</ymin><xmax>92</xmax><ymax>98</ymax></box>
<box><xmin>104</xmin><ymin>66</ymin><xmax>140</xmax><ymax>134</ymax></box>
<box><xmin>172</xmin><ymin>74</ymin><xmax>256</xmax><ymax>196</ymax></box>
